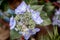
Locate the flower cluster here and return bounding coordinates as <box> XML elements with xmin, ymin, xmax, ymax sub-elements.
<box><xmin>52</xmin><ymin>8</ymin><xmax>60</xmax><ymax>26</ymax></box>
<box><xmin>10</xmin><ymin>1</ymin><xmax>43</xmax><ymax>40</ymax></box>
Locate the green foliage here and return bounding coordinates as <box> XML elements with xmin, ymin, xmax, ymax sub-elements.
<box><xmin>30</xmin><ymin>5</ymin><xmax>52</xmax><ymax>26</ymax></box>
<box><xmin>40</xmin><ymin>11</ymin><xmax>51</xmax><ymax>26</ymax></box>
<box><xmin>38</xmin><ymin>26</ymin><xmax>60</xmax><ymax>40</ymax></box>
<box><xmin>47</xmin><ymin>26</ymin><xmax>60</xmax><ymax>40</ymax></box>
<box><xmin>44</xmin><ymin>2</ymin><xmax>54</xmax><ymax>12</ymax></box>
<box><xmin>38</xmin><ymin>35</ymin><xmax>50</xmax><ymax>40</ymax></box>
<box><xmin>0</xmin><ymin>0</ymin><xmax>15</xmax><ymax>22</ymax></box>
<box><xmin>38</xmin><ymin>0</ymin><xmax>45</xmax><ymax>5</ymax></box>
<box><xmin>44</xmin><ymin>2</ymin><xmax>55</xmax><ymax>16</ymax></box>
<box><xmin>0</xmin><ymin>0</ymin><xmax>3</xmax><ymax>5</ymax></box>
<box><xmin>23</xmin><ymin>0</ymin><xmax>38</xmax><ymax>5</ymax></box>
<box><xmin>10</xmin><ymin>30</ymin><xmax>21</xmax><ymax>40</ymax></box>
<box><xmin>30</xmin><ymin>5</ymin><xmax>44</xmax><ymax>11</ymax></box>
<box><xmin>0</xmin><ymin>0</ymin><xmax>9</xmax><ymax>11</ymax></box>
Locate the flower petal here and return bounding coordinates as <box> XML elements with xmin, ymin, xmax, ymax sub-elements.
<box><xmin>31</xmin><ymin>11</ymin><xmax>43</xmax><ymax>24</ymax></box>
<box><xmin>55</xmin><ymin>8</ymin><xmax>60</xmax><ymax>15</ymax></box>
<box><xmin>32</xmin><ymin>28</ymin><xmax>40</xmax><ymax>35</ymax></box>
<box><xmin>28</xmin><ymin>28</ymin><xmax>40</xmax><ymax>35</ymax></box>
<box><xmin>27</xmin><ymin>5</ymin><xmax>30</xmax><ymax>12</ymax></box>
<box><xmin>15</xmin><ymin>1</ymin><xmax>27</xmax><ymax>14</ymax></box>
<box><xmin>20</xmin><ymin>30</ymin><xmax>31</xmax><ymax>40</ymax></box>
<box><xmin>24</xmin><ymin>33</ymin><xmax>31</xmax><ymax>40</ymax></box>
<box><xmin>34</xmin><ymin>28</ymin><xmax>40</xmax><ymax>32</ymax></box>
<box><xmin>35</xmin><ymin>17</ymin><xmax>43</xmax><ymax>24</ymax></box>
<box><xmin>9</xmin><ymin>16</ymin><xmax>16</xmax><ymax>30</ymax></box>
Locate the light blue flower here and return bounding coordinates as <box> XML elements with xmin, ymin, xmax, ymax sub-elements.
<box><xmin>53</xmin><ymin>19</ymin><xmax>60</xmax><ymax>26</ymax></box>
<box><xmin>55</xmin><ymin>8</ymin><xmax>60</xmax><ymax>15</ymax></box>
<box><xmin>52</xmin><ymin>8</ymin><xmax>60</xmax><ymax>26</ymax></box>
<box><xmin>53</xmin><ymin>17</ymin><xmax>60</xmax><ymax>26</ymax></box>
<box><xmin>25</xmin><ymin>28</ymin><xmax>40</xmax><ymax>40</ymax></box>
<box><xmin>31</xmin><ymin>10</ymin><xmax>43</xmax><ymax>24</ymax></box>
<box><xmin>15</xmin><ymin>1</ymin><xmax>31</xmax><ymax>14</ymax></box>
<box><xmin>9</xmin><ymin>16</ymin><xmax>16</xmax><ymax>30</ymax></box>
<box><xmin>29</xmin><ymin>28</ymin><xmax>40</xmax><ymax>35</ymax></box>
<box><xmin>19</xmin><ymin>30</ymin><xmax>31</xmax><ymax>40</ymax></box>
<box><xmin>15</xmin><ymin>1</ymin><xmax>27</xmax><ymax>14</ymax></box>
<box><xmin>19</xmin><ymin>28</ymin><xmax>40</xmax><ymax>40</ymax></box>
<box><xmin>24</xmin><ymin>32</ymin><xmax>31</xmax><ymax>40</ymax></box>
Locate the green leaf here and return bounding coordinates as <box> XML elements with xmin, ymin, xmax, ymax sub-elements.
<box><xmin>40</xmin><ymin>18</ymin><xmax>51</xmax><ymax>26</ymax></box>
<box><xmin>57</xmin><ymin>36</ymin><xmax>60</xmax><ymax>40</ymax></box>
<box><xmin>0</xmin><ymin>0</ymin><xmax>3</xmax><ymax>5</ymax></box>
<box><xmin>0</xmin><ymin>0</ymin><xmax>9</xmax><ymax>11</ymax></box>
<box><xmin>44</xmin><ymin>2</ymin><xmax>55</xmax><ymax>16</ymax></box>
<box><xmin>47</xmin><ymin>30</ymin><xmax>53</xmax><ymax>40</ymax></box>
<box><xmin>44</xmin><ymin>35</ymin><xmax>50</xmax><ymax>40</ymax></box>
<box><xmin>40</xmin><ymin>11</ymin><xmax>51</xmax><ymax>26</ymax></box>
<box><xmin>24</xmin><ymin>0</ymin><xmax>38</xmax><ymax>5</ymax></box>
<box><xmin>38</xmin><ymin>35</ymin><xmax>50</xmax><ymax>40</ymax></box>
<box><xmin>40</xmin><ymin>35</ymin><xmax>44</xmax><ymax>40</ymax></box>
<box><xmin>36</xmin><ymin>5</ymin><xmax>44</xmax><ymax>12</ymax></box>
<box><xmin>23</xmin><ymin>0</ymin><xmax>30</xmax><ymax>4</ymax></box>
<box><xmin>29</xmin><ymin>0</ymin><xmax>38</xmax><ymax>5</ymax></box>
<box><xmin>45</xmin><ymin>2</ymin><xmax>54</xmax><ymax>10</ymax></box>
<box><xmin>31</xmin><ymin>5</ymin><xmax>44</xmax><ymax>11</ymax></box>
<box><xmin>10</xmin><ymin>30</ymin><xmax>21</xmax><ymax>40</ymax></box>
<box><xmin>53</xmin><ymin>26</ymin><xmax>58</xmax><ymax>36</ymax></box>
